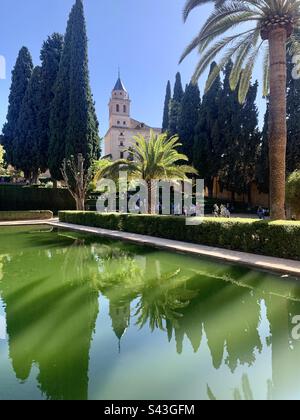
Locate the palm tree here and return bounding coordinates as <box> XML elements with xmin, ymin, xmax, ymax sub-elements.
<box><xmin>92</xmin><ymin>158</ymin><xmax>120</xmax><ymax>185</ymax></box>
<box><xmin>181</xmin><ymin>0</ymin><xmax>300</xmax><ymax>220</ymax></box>
<box><xmin>97</xmin><ymin>131</ymin><xmax>197</xmax><ymax>214</ymax></box>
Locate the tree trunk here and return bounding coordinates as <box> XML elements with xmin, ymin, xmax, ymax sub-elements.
<box><xmin>147</xmin><ymin>181</ymin><xmax>152</xmax><ymax>214</ymax></box>
<box><xmin>75</xmin><ymin>196</ymin><xmax>85</xmax><ymax>211</ymax></box>
<box><xmin>53</xmin><ymin>179</ymin><xmax>58</xmax><ymax>189</ymax></box>
<box><xmin>268</xmin><ymin>28</ymin><xmax>287</xmax><ymax>220</ymax></box>
<box><xmin>247</xmin><ymin>184</ymin><xmax>252</xmax><ymax>207</ymax></box>
<box><xmin>147</xmin><ymin>180</ymin><xmax>157</xmax><ymax>215</ymax></box>
<box><xmin>207</xmin><ymin>178</ymin><xmax>214</xmax><ymax>199</ymax></box>
<box><xmin>31</xmin><ymin>171</ymin><xmax>39</xmax><ymax>185</ymax></box>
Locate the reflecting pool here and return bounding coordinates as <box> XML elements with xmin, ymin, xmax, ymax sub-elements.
<box><xmin>0</xmin><ymin>226</ymin><xmax>300</xmax><ymax>400</ymax></box>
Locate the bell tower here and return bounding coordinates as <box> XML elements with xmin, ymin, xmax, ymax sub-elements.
<box><xmin>109</xmin><ymin>71</ymin><xmax>131</xmax><ymax>128</ymax></box>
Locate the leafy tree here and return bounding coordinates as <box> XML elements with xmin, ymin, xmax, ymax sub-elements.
<box><xmin>14</xmin><ymin>67</ymin><xmax>42</xmax><ymax>182</ymax></box>
<box><xmin>181</xmin><ymin>0</ymin><xmax>300</xmax><ymax>219</ymax></box>
<box><xmin>177</xmin><ymin>82</ymin><xmax>201</xmax><ymax>162</ymax></box>
<box><xmin>49</xmin><ymin>0</ymin><xmax>100</xmax><ymax>182</ymax></box>
<box><xmin>162</xmin><ymin>81</ymin><xmax>171</xmax><ymax>133</ymax></box>
<box><xmin>168</xmin><ymin>72</ymin><xmax>184</xmax><ymax>136</ymax></box>
<box><xmin>100</xmin><ymin>131</ymin><xmax>197</xmax><ymax>214</ymax></box>
<box><xmin>1</xmin><ymin>47</ymin><xmax>33</xmax><ymax>165</ymax></box>
<box><xmin>286</xmin><ymin>170</ymin><xmax>300</xmax><ymax>219</ymax></box>
<box><xmin>38</xmin><ymin>33</ymin><xmax>64</xmax><ymax>173</ymax></box>
<box><xmin>0</xmin><ymin>144</ymin><xmax>5</xmax><ymax>174</ymax></box>
<box><xmin>287</xmin><ymin>54</ymin><xmax>300</xmax><ymax>174</ymax></box>
<box><xmin>193</xmin><ymin>63</ymin><xmax>222</xmax><ymax>197</ymax></box>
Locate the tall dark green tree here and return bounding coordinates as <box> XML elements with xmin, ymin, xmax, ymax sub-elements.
<box><xmin>239</xmin><ymin>81</ymin><xmax>261</xmax><ymax>203</ymax></box>
<box><xmin>38</xmin><ymin>33</ymin><xmax>64</xmax><ymax>173</ymax></box>
<box><xmin>218</xmin><ymin>62</ymin><xmax>260</xmax><ymax>202</ymax></box>
<box><xmin>162</xmin><ymin>81</ymin><xmax>171</xmax><ymax>133</ymax></box>
<box><xmin>256</xmin><ymin>102</ymin><xmax>270</xmax><ymax>194</ymax></box>
<box><xmin>193</xmin><ymin>63</ymin><xmax>222</xmax><ymax>197</ymax></box>
<box><xmin>177</xmin><ymin>82</ymin><xmax>200</xmax><ymax>162</ymax></box>
<box><xmin>168</xmin><ymin>72</ymin><xmax>184</xmax><ymax>136</ymax></box>
<box><xmin>49</xmin><ymin>0</ymin><xmax>100</xmax><ymax>182</ymax></box>
<box><xmin>14</xmin><ymin>67</ymin><xmax>42</xmax><ymax>182</ymax></box>
<box><xmin>65</xmin><ymin>0</ymin><xmax>100</xmax><ymax>167</ymax></box>
<box><xmin>173</xmin><ymin>72</ymin><xmax>184</xmax><ymax>102</ymax></box>
<box><xmin>49</xmin><ymin>6</ymin><xmax>74</xmax><ymax>182</ymax></box>
<box><xmin>287</xmin><ymin>54</ymin><xmax>300</xmax><ymax>174</ymax></box>
<box><xmin>1</xmin><ymin>47</ymin><xmax>33</xmax><ymax>165</ymax></box>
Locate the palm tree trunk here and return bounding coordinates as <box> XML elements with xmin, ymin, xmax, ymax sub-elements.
<box><xmin>147</xmin><ymin>181</ymin><xmax>153</xmax><ymax>215</ymax></box>
<box><xmin>268</xmin><ymin>28</ymin><xmax>287</xmax><ymax>220</ymax></box>
<box><xmin>147</xmin><ymin>180</ymin><xmax>157</xmax><ymax>215</ymax></box>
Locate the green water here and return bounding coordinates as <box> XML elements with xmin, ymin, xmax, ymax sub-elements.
<box><xmin>0</xmin><ymin>226</ymin><xmax>300</xmax><ymax>400</ymax></box>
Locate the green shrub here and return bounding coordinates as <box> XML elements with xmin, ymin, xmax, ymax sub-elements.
<box><xmin>58</xmin><ymin>212</ymin><xmax>300</xmax><ymax>261</ymax></box>
<box><xmin>0</xmin><ymin>185</ymin><xmax>75</xmax><ymax>214</ymax></box>
<box><xmin>0</xmin><ymin>210</ymin><xmax>53</xmax><ymax>221</ymax></box>
<box><xmin>286</xmin><ymin>170</ymin><xmax>300</xmax><ymax>219</ymax></box>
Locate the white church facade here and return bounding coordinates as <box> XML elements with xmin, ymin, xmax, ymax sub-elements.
<box><xmin>104</xmin><ymin>76</ymin><xmax>161</xmax><ymax>161</ymax></box>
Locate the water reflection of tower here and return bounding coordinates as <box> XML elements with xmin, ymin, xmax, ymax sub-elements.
<box><xmin>109</xmin><ymin>300</ymin><xmax>131</xmax><ymax>352</ymax></box>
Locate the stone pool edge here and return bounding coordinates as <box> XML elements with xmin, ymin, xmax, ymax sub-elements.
<box><xmin>1</xmin><ymin>219</ymin><xmax>300</xmax><ymax>278</ymax></box>
<box><xmin>49</xmin><ymin>221</ymin><xmax>300</xmax><ymax>279</ymax></box>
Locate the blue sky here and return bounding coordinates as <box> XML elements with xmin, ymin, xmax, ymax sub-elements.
<box><xmin>0</xmin><ymin>0</ymin><xmax>266</xmax><ymax>139</ymax></box>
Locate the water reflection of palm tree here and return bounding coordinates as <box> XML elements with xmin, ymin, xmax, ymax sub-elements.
<box><xmin>95</xmin><ymin>247</ymin><xmax>142</xmax><ymax>348</ymax></box>
<box><xmin>135</xmin><ymin>268</ymin><xmax>197</xmax><ymax>333</ymax></box>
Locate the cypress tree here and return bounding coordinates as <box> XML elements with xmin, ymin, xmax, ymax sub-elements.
<box><xmin>218</xmin><ymin>62</ymin><xmax>260</xmax><ymax>202</ymax></box>
<box><xmin>218</xmin><ymin>61</ymin><xmax>241</xmax><ymax>200</ymax></box>
<box><xmin>168</xmin><ymin>72</ymin><xmax>184</xmax><ymax>136</ymax></box>
<box><xmin>1</xmin><ymin>47</ymin><xmax>33</xmax><ymax>165</ymax></box>
<box><xmin>168</xmin><ymin>99</ymin><xmax>181</xmax><ymax>136</ymax></box>
<box><xmin>38</xmin><ymin>33</ymin><xmax>64</xmax><ymax>172</ymax></box>
<box><xmin>287</xmin><ymin>54</ymin><xmax>300</xmax><ymax>174</ymax></box>
<box><xmin>65</xmin><ymin>0</ymin><xmax>100</xmax><ymax>166</ymax></box>
<box><xmin>14</xmin><ymin>66</ymin><xmax>42</xmax><ymax>182</ymax></box>
<box><xmin>256</xmin><ymin>102</ymin><xmax>270</xmax><ymax>194</ymax></box>
<box><xmin>237</xmin><ymin>81</ymin><xmax>261</xmax><ymax>202</ymax></box>
<box><xmin>162</xmin><ymin>81</ymin><xmax>171</xmax><ymax>132</ymax></box>
<box><xmin>177</xmin><ymin>82</ymin><xmax>200</xmax><ymax>162</ymax></box>
<box><xmin>193</xmin><ymin>63</ymin><xmax>222</xmax><ymax>197</ymax></box>
<box><xmin>48</xmin><ymin>5</ymin><xmax>74</xmax><ymax>181</ymax></box>
<box><xmin>173</xmin><ymin>72</ymin><xmax>184</xmax><ymax>102</ymax></box>
<box><xmin>49</xmin><ymin>0</ymin><xmax>100</xmax><ymax>182</ymax></box>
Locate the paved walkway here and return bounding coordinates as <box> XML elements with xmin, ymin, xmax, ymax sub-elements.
<box><xmin>47</xmin><ymin>221</ymin><xmax>300</xmax><ymax>278</ymax></box>
<box><xmin>0</xmin><ymin>218</ymin><xmax>58</xmax><ymax>226</ymax></box>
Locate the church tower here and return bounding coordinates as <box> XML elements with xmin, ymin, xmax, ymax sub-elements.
<box><xmin>104</xmin><ymin>73</ymin><xmax>161</xmax><ymax>160</ymax></box>
<box><xmin>109</xmin><ymin>73</ymin><xmax>131</xmax><ymax>129</ymax></box>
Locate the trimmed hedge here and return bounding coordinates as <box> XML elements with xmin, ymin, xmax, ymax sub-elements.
<box><xmin>0</xmin><ymin>210</ymin><xmax>53</xmax><ymax>221</ymax></box>
<box><xmin>59</xmin><ymin>211</ymin><xmax>300</xmax><ymax>261</ymax></box>
<box><xmin>0</xmin><ymin>185</ymin><xmax>75</xmax><ymax>214</ymax></box>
